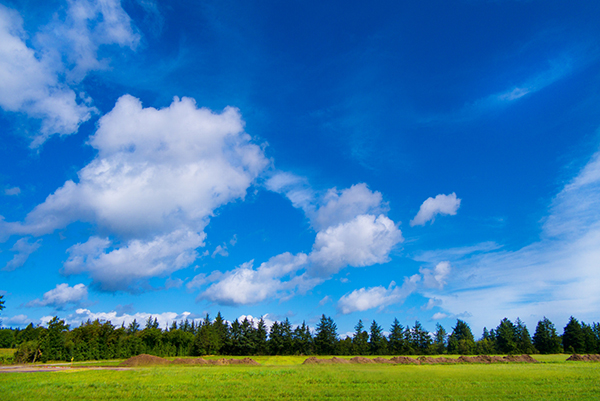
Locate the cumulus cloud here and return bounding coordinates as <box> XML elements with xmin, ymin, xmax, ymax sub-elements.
<box><xmin>419</xmin><ymin>261</ymin><xmax>451</xmax><ymax>290</ymax></box>
<box><xmin>25</xmin><ymin>283</ymin><xmax>88</xmax><ymax>309</ymax></box>
<box><xmin>3</xmin><ymin>95</ymin><xmax>268</xmax><ymax>292</ymax></box>
<box><xmin>337</xmin><ymin>275</ymin><xmax>420</xmax><ymax>314</ymax></box>
<box><xmin>2</xmin><ymin>237</ymin><xmax>41</xmax><ymax>271</ymax></box>
<box><xmin>0</xmin><ymin>5</ymin><xmax>94</xmax><ymax>146</ymax></box>
<box><xmin>201</xmin><ymin>253</ymin><xmax>311</xmax><ymax>305</ymax></box>
<box><xmin>410</xmin><ymin>193</ymin><xmax>461</xmax><ymax>226</ymax></box>
<box><xmin>0</xmin><ymin>1</ymin><xmax>140</xmax><ymax>146</ymax></box>
<box><xmin>309</xmin><ymin>214</ymin><xmax>403</xmax><ymax>277</ymax></box>
<box><xmin>4</xmin><ymin>314</ymin><xmax>30</xmax><ymax>326</ymax></box>
<box><xmin>198</xmin><ymin>176</ymin><xmax>403</xmax><ymax>305</ymax></box>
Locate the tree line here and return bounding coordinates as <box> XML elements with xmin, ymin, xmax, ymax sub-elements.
<box><xmin>0</xmin><ymin>312</ymin><xmax>599</xmax><ymax>363</ymax></box>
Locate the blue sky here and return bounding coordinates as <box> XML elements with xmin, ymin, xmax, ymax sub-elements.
<box><xmin>1</xmin><ymin>0</ymin><xmax>600</xmax><ymax>337</ymax></box>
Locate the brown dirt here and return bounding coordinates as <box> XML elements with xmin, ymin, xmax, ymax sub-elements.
<box><xmin>119</xmin><ymin>354</ymin><xmax>171</xmax><ymax>367</ymax></box>
<box><xmin>567</xmin><ymin>354</ymin><xmax>600</xmax><ymax>362</ymax></box>
<box><xmin>418</xmin><ymin>356</ymin><xmax>458</xmax><ymax>364</ymax></box>
<box><xmin>350</xmin><ymin>356</ymin><xmax>375</xmax><ymax>364</ymax></box>
<box><xmin>373</xmin><ymin>357</ymin><xmax>395</xmax><ymax>364</ymax></box>
<box><xmin>171</xmin><ymin>358</ymin><xmax>208</xmax><ymax>365</ymax></box>
<box><xmin>502</xmin><ymin>354</ymin><xmax>538</xmax><ymax>363</ymax></box>
<box><xmin>331</xmin><ymin>357</ymin><xmax>350</xmax><ymax>364</ymax></box>
<box><xmin>227</xmin><ymin>358</ymin><xmax>260</xmax><ymax>365</ymax></box>
<box><xmin>390</xmin><ymin>356</ymin><xmax>420</xmax><ymax>365</ymax></box>
<box><xmin>302</xmin><ymin>357</ymin><xmax>333</xmax><ymax>364</ymax></box>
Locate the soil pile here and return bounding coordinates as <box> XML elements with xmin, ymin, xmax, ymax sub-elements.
<box><xmin>373</xmin><ymin>357</ymin><xmax>395</xmax><ymax>364</ymax></box>
<box><xmin>567</xmin><ymin>354</ymin><xmax>600</xmax><ymax>362</ymax></box>
<box><xmin>171</xmin><ymin>358</ymin><xmax>208</xmax><ymax>365</ymax></box>
<box><xmin>390</xmin><ymin>356</ymin><xmax>420</xmax><ymax>365</ymax></box>
<box><xmin>227</xmin><ymin>358</ymin><xmax>260</xmax><ymax>365</ymax></box>
<box><xmin>119</xmin><ymin>354</ymin><xmax>171</xmax><ymax>367</ymax></box>
<box><xmin>350</xmin><ymin>357</ymin><xmax>375</xmax><ymax>364</ymax></box>
<box><xmin>302</xmin><ymin>357</ymin><xmax>333</xmax><ymax>364</ymax></box>
<box><xmin>331</xmin><ymin>357</ymin><xmax>350</xmax><ymax>364</ymax></box>
<box><xmin>502</xmin><ymin>354</ymin><xmax>537</xmax><ymax>363</ymax></box>
<box><xmin>419</xmin><ymin>356</ymin><xmax>458</xmax><ymax>364</ymax></box>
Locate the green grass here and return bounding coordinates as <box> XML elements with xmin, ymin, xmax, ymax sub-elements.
<box><xmin>0</xmin><ymin>348</ymin><xmax>15</xmax><ymax>358</ymax></box>
<box><xmin>1</xmin><ymin>357</ymin><xmax>599</xmax><ymax>400</ymax></box>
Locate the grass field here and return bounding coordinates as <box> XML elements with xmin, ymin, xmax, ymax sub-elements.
<box><xmin>1</xmin><ymin>355</ymin><xmax>599</xmax><ymax>400</ymax></box>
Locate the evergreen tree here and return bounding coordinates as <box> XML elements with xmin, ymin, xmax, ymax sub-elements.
<box><xmin>533</xmin><ymin>317</ymin><xmax>561</xmax><ymax>354</ymax></box>
<box><xmin>352</xmin><ymin>319</ymin><xmax>369</xmax><ymax>355</ymax></box>
<box><xmin>447</xmin><ymin>320</ymin><xmax>475</xmax><ymax>355</ymax></box>
<box><xmin>281</xmin><ymin>318</ymin><xmax>294</xmax><ymax>355</ymax></box>
<box><xmin>369</xmin><ymin>320</ymin><xmax>387</xmax><ymax>355</ymax></box>
<box><xmin>268</xmin><ymin>321</ymin><xmax>284</xmax><ymax>355</ymax></box>
<box><xmin>581</xmin><ymin>322</ymin><xmax>598</xmax><ymax>354</ymax></box>
<box><xmin>314</xmin><ymin>315</ymin><xmax>338</xmax><ymax>355</ymax></box>
<box><xmin>40</xmin><ymin>317</ymin><xmax>69</xmax><ymax>362</ymax></box>
<box><xmin>255</xmin><ymin>318</ymin><xmax>268</xmax><ymax>355</ymax></box>
<box><xmin>388</xmin><ymin>318</ymin><xmax>407</xmax><ymax>355</ymax></box>
<box><xmin>495</xmin><ymin>318</ymin><xmax>517</xmax><ymax>354</ymax></box>
<box><xmin>213</xmin><ymin>312</ymin><xmax>230</xmax><ymax>354</ymax></box>
<box><xmin>514</xmin><ymin>318</ymin><xmax>535</xmax><ymax>354</ymax></box>
<box><xmin>475</xmin><ymin>328</ymin><xmax>495</xmax><ymax>355</ymax></box>
<box><xmin>127</xmin><ymin>319</ymin><xmax>140</xmax><ymax>334</ymax></box>
<box><xmin>563</xmin><ymin>316</ymin><xmax>585</xmax><ymax>354</ymax></box>
<box><xmin>292</xmin><ymin>321</ymin><xmax>313</xmax><ymax>355</ymax></box>
<box><xmin>433</xmin><ymin>323</ymin><xmax>447</xmax><ymax>354</ymax></box>
<box><xmin>410</xmin><ymin>321</ymin><xmax>431</xmax><ymax>354</ymax></box>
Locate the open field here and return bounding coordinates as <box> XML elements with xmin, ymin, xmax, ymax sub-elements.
<box><xmin>1</xmin><ymin>355</ymin><xmax>599</xmax><ymax>400</ymax></box>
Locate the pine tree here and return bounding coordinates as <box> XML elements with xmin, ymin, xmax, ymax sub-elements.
<box><xmin>255</xmin><ymin>318</ymin><xmax>268</xmax><ymax>355</ymax></box>
<box><xmin>532</xmin><ymin>318</ymin><xmax>561</xmax><ymax>354</ymax></box>
<box><xmin>352</xmin><ymin>320</ymin><xmax>369</xmax><ymax>355</ymax></box>
<box><xmin>447</xmin><ymin>320</ymin><xmax>475</xmax><ymax>355</ymax></box>
<box><xmin>433</xmin><ymin>323</ymin><xmax>447</xmax><ymax>354</ymax></box>
<box><xmin>563</xmin><ymin>316</ymin><xmax>585</xmax><ymax>354</ymax></box>
<box><xmin>388</xmin><ymin>318</ymin><xmax>407</xmax><ymax>355</ymax></box>
<box><xmin>314</xmin><ymin>315</ymin><xmax>338</xmax><ymax>355</ymax></box>
<box><xmin>369</xmin><ymin>320</ymin><xmax>387</xmax><ymax>355</ymax></box>
<box><xmin>495</xmin><ymin>318</ymin><xmax>517</xmax><ymax>354</ymax></box>
<box><xmin>514</xmin><ymin>318</ymin><xmax>535</xmax><ymax>354</ymax></box>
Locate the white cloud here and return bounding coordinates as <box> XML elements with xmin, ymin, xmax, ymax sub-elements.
<box><xmin>212</xmin><ymin>245</ymin><xmax>229</xmax><ymax>258</ymax></box>
<box><xmin>319</xmin><ymin>296</ymin><xmax>331</xmax><ymax>306</ymax></box>
<box><xmin>309</xmin><ymin>214</ymin><xmax>403</xmax><ymax>277</ymax></box>
<box><xmin>419</xmin><ymin>261</ymin><xmax>451</xmax><ymax>290</ymax></box>
<box><xmin>337</xmin><ymin>275</ymin><xmax>420</xmax><ymax>314</ymax></box>
<box><xmin>3</xmin><ymin>95</ymin><xmax>268</xmax><ymax>292</ymax></box>
<box><xmin>431</xmin><ymin>312</ymin><xmax>448</xmax><ymax>320</ymax></box>
<box><xmin>0</xmin><ymin>5</ymin><xmax>94</xmax><ymax>146</ymax></box>
<box><xmin>201</xmin><ymin>253</ymin><xmax>310</xmax><ymax>305</ymax></box>
<box><xmin>25</xmin><ymin>283</ymin><xmax>88</xmax><ymax>309</ymax></box>
<box><xmin>52</xmin><ymin>308</ymin><xmax>196</xmax><ymax>329</ymax></box>
<box><xmin>423</xmin><ymin>297</ymin><xmax>442</xmax><ymax>311</ymax></box>
<box><xmin>410</xmin><ymin>193</ymin><xmax>461</xmax><ymax>227</ymax></box>
<box><xmin>4</xmin><ymin>187</ymin><xmax>20</xmax><ymax>196</ymax></box>
<box><xmin>4</xmin><ymin>314</ymin><xmax>30</xmax><ymax>326</ymax></box>
<box><xmin>2</xmin><ymin>237</ymin><xmax>41</xmax><ymax>271</ymax></box>
<box><xmin>198</xmin><ymin>176</ymin><xmax>403</xmax><ymax>305</ymax></box>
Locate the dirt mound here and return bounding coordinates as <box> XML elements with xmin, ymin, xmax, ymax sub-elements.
<box><xmin>373</xmin><ymin>357</ymin><xmax>394</xmax><ymax>364</ymax></box>
<box><xmin>227</xmin><ymin>358</ymin><xmax>260</xmax><ymax>365</ymax></box>
<box><xmin>567</xmin><ymin>354</ymin><xmax>600</xmax><ymax>362</ymax></box>
<box><xmin>171</xmin><ymin>358</ymin><xmax>208</xmax><ymax>365</ymax></box>
<box><xmin>390</xmin><ymin>356</ymin><xmax>420</xmax><ymax>365</ymax></box>
<box><xmin>331</xmin><ymin>357</ymin><xmax>350</xmax><ymax>364</ymax></box>
<box><xmin>423</xmin><ymin>357</ymin><xmax>458</xmax><ymax>364</ymax></box>
<box><xmin>350</xmin><ymin>357</ymin><xmax>375</xmax><ymax>364</ymax></box>
<box><xmin>302</xmin><ymin>357</ymin><xmax>333</xmax><ymax>364</ymax></box>
<box><xmin>119</xmin><ymin>354</ymin><xmax>171</xmax><ymax>367</ymax></box>
<box><xmin>502</xmin><ymin>354</ymin><xmax>537</xmax><ymax>363</ymax></box>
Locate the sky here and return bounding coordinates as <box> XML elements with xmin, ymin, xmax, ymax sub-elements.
<box><xmin>1</xmin><ymin>0</ymin><xmax>600</xmax><ymax>337</ymax></box>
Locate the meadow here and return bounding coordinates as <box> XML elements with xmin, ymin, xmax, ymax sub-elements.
<box><xmin>1</xmin><ymin>354</ymin><xmax>599</xmax><ymax>400</ymax></box>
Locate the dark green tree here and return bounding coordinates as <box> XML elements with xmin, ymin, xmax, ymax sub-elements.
<box><xmin>514</xmin><ymin>318</ymin><xmax>535</xmax><ymax>354</ymax></box>
<box><xmin>352</xmin><ymin>320</ymin><xmax>369</xmax><ymax>355</ymax></box>
<box><xmin>40</xmin><ymin>316</ymin><xmax>69</xmax><ymax>362</ymax></box>
<box><xmin>369</xmin><ymin>320</ymin><xmax>387</xmax><ymax>355</ymax></box>
<box><xmin>388</xmin><ymin>318</ymin><xmax>408</xmax><ymax>355</ymax></box>
<box><xmin>255</xmin><ymin>318</ymin><xmax>268</xmax><ymax>355</ymax></box>
<box><xmin>495</xmin><ymin>318</ymin><xmax>517</xmax><ymax>354</ymax></box>
<box><xmin>581</xmin><ymin>322</ymin><xmax>598</xmax><ymax>354</ymax></box>
<box><xmin>532</xmin><ymin>317</ymin><xmax>561</xmax><ymax>354</ymax></box>
<box><xmin>562</xmin><ymin>316</ymin><xmax>585</xmax><ymax>354</ymax></box>
<box><xmin>447</xmin><ymin>319</ymin><xmax>475</xmax><ymax>354</ymax></box>
<box><xmin>410</xmin><ymin>321</ymin><xmax>431</xmax><ymax>354</ymax></box>
<box><xmin>314</xmin><ymin>315</ymin><xmax>338</xmax><ymax>355</ymax></box>
<box><xmin>433</xmin><ymin>323</ymin><xmax>447</xmax><ymax>354</ymax></box>
<box><xmin>292</xmin><ymin>321</ymin><xmax>313</xmax><ymax>355</ymax></box>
